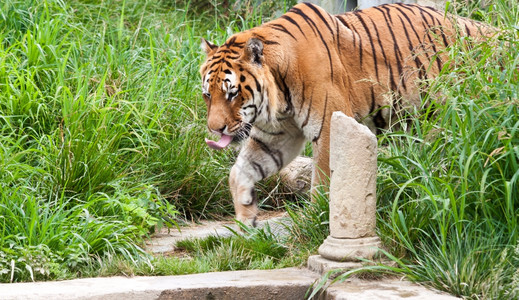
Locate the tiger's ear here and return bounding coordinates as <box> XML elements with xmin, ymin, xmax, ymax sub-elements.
<box><xmin>243</xmin><ymin>38</ymin><xmax>263</xmax><ymax>66</ymax></box>
<box><xmin>201</xmin><ymin>38</ymin><xmax>217</xmax><ymax>55</ymax></box>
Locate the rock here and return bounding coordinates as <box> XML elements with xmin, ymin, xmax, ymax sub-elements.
<box><xmin>278</xmin><ymin>156</ymin><xmax>312</xmax><ymax>193</ymax></box>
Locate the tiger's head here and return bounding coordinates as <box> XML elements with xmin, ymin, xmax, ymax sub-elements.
<box><xmin>199</xmin><ymin>35</ymin><xmax>279</xmax><ymax>150</ymax></box>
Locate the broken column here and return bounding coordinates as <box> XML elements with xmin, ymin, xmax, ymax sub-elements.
<box><xmin>308</xmin><ymin>111</ymin><xmax>381</xmax><ymax>272</ymax></box>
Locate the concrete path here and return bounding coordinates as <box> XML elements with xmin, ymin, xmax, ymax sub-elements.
<box><xmin>0</xmin><ymin>215</ymin><xmax>458</xmax><ymax>299</ymax></box>
<box><xmin>146</xmin><ymin>213</ymin><xmax>291</xmax><ymax>254</ymax></box>
<box><xmin>0</xmin><ymin>268</ymin><xmax>315</xmax><ymax>300</ymax></box>
<box><xmin>0</xmin><ymin>267</ymin><xmax>457</xmax><ymax>299</ymax></box>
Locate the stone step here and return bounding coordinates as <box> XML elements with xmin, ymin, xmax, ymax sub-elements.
<box><xmin>0</xmin><ymin>267</ymin><xmax>458</xmax><ymax>299</ymax></box>
<box><xmin>0</xmin><ymin>268</ymin><xmax>315</xmax><ymax>300</ymax></box>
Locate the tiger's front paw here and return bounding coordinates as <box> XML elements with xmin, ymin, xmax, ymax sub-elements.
<box><xmin>234</xmin><ymin>199</ymin><xmax>259</xmax><ymax>228</ymax></box>
<box><xmin>236</xmin><ymin>214</ymin><xmax>257</xmax><ymax>228</ymax></box>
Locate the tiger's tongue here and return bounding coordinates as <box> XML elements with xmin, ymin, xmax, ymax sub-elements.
<box><xmin>205</xmin><ymin>134</ymin><xmax>233</xmax><ymax>150</ymax></box>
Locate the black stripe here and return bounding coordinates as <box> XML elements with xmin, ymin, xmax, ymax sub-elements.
<box><xmin>265</xmin><ymin>93</ymin><xmax>270</xmax><ymax>121</ymax></box>
<box><xmin>223</xmin><ymin>37</ymin><xmax>244</xmax><ymax>48</ymax></box>
<box><xmin>268</xmin><ymin>24</ymin><xmax>297</xmax><ymax>40</ymax></box>
<box><xmin>298</xmin><ymin>81</ymin><xmax>306</xmax><ymax>117</ymax></box>
<box><xmin>367</xmin><ymin>17</ymin><xmax>387</xmax><ymax>66</ymax></box>
<box><xmin>465</xmin><ymin>24</ymin><xmax>472</xmax><ymax>36</ymax></box>
<box><xmin>376</xmin><ymin>6</ymin><xmax>405</xmax><ymax>89</ymax></box>
<box><xmin>302</xmin><ymin>2</ymin><xmax>335</xmax><ymax>37</ymax></box>
<box><xmin>423</xmin><ymin>8</ymin><xmax>450</xmax><ymax>47</ymax></box>
<box><xmin>283</xmin><ymin>87</ymin><xmax>293</xmax><ymax>113</ymax></box>
<box><xmin>289</xmin><ymin>7</ymin><xmax>317</xmax><ymax>36</ymax></box>
<box><xmin>418</xmin><ymin>9</ymin><xmax>442</xmax><ymax>71</ymax></box>
<box><xmin>422</xmin><ymin>9</ymin><xmax>438</xmax><ymax>27</ymax></box>
<box><xmin>209</xmin><ymin>59</ymin><xmax>223</xmax><ymax>68</ymax></box>
<box><xmin>335</xmin><ymin>15</ymin><xmax>351</xmax><ymax>29</ymax></box>
<box><xmin>394</xmin><ymin>6</ymin><xmax>423</xmax><ymax>43</ymax></box>
<box><xmin>368</xmin><ymin>15</ymin><xmax>399</xmax><ymax>91</ymax></box>
<box><xmin>380</xmin><ymin>4</ymin><xmax>394</xmax><ymax>24</ymax></box>
<box><xmin>418</xmin><ymin>6</ymin><xmax>440</xmax><ymax>26</ymax></box>
<box><xmin>280</xmin><ymin>15</ymin><xmax>307</xmax><ymax>39</ymax></box>
<box><xmin>337</xmin><ymin>15</ymin><xmax>358</xmax><ymax>51</ymax></box>
<box><xmin>244</xmin><ymin>85</ymin><xmax>254</xmax><ymax>96</ymax></box>
<box><xmin>438</xmin><ymin>27</ymin><xmax>449</xmax><ymax>47</ymax></box>
<box><xmin>290</xmin><ymin>7</ymin><xmax>334</xmax><ymax>80</ymax></box>
<box><xmin>397</xmin><ymin>15</ymin><xmax>427</xmax><ymax>80</ymax></box>
<box><xmin>312</xmin><ymin>93</ymin><xmax>328</xmax><ymax>142</ymax></box>
<box><xmin>226</xmin><ymin>36</ymin><xmax>236</xmax><ymax>46</ymax></box>
<box><xmin>355</xmin><ymin>11</ymin><xmax>379</xmax><ymax>80</ymax></box>
<box><xmin>396</xmin><ymin>14</ymin><xmax>414</xmax><ymax>50</ymax></box>
<box><xmin>395</xmin><ymin>3</ymin><xmax>416</xmax><ymax>15</ymax></box>
<box><xmin>250</xmin><ymin>189</ymin><xmax>257</xmax><ymax>206</ymax></box>
<box><xmin>251</xmin><ymin>136</ymin><xmax>283</xmax><ymax>169</ymax></box>
<box><xmin>218</xmin><ymin>49</ymin><xmax>239</xmax><ymax>55</ymax></box>
<box><xmin>224</xmin><ymin>60</ymin><xmax>233</xmax><ymax>68</ymax></box>
<box><xmin>245</xmin><ymin>70</ymin><xmax>262</xmax><ymax>94</ymax></box>
<box><xmin>254</xmin><ymin>34</ymin><xmax>280</xmax><ymax>45</ymax></box>
<box><xmin>369</xmin><ymin>86</ymin><xmax>376</xmax><ymax>114</ymax></box>
<box><xmin>262</xmin><ymin>40</ymin><xmax>280</xmax><ymax>45</ymax></box>
<box><xmin>301</xmin><ymin>87</ymin><xmax>313</xmax><ymax>127</ymax></box>
<box><xmin>252</xmin><ymin>162</ymin><xmax>266</xmax><ymax>179</ymax></box>
<box><xmin>394</xmin><ymin>5</ymin><xmax>432</xmax><ymax>77</ymax></box>
<box><xmin>347</xmin><ymin>17</ymin><xmax>362</xmax><ymax>67</ymax></box>
<box><xmin>276</xmin><ymin>66</ymin><xmax>293</xmax><ymax>114</ymax></box>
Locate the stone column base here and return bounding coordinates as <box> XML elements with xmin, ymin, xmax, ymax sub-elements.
<box><xmin>307</xmin><ymin>255</ymin><xmax>365</xmax><ymax>276</ymax></box>
<box><xmin>318</xmin><ymin>236</ymin><xmax>382</xmax><ymax>261</ymax></box>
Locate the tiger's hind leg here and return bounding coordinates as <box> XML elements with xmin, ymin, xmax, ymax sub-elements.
<box><xmin>230</xmin><ymin>124</ymin><xmax>305</xmax><ymax>226</ymax></box>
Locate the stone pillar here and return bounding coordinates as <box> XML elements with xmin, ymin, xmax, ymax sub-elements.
<box><xmin>308</xmin><ymin>111</ymin><xmax>381</xmax><ymax>273</ymax></box>
<box><xmin>299</xmin><ymin>0</ymin><xmax>447</xmax><ymax>13</ymax></box>
<box><xmin>416</xmin><ymin>0</ymin><xmax>446</xmax><ymax>9</ymax></box>
<box><xmin>357</xmin><ymin>0</ymin><xmax>415</xmax><ymax>9</ymax></box>
<box><xmin>299</xmin><ymin>0</ymin><xmax>356</xmax><ymax>14</ymax></box>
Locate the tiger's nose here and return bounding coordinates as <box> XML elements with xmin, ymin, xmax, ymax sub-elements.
<box><xmin>210</xmin><ymin>125</ymin><xmax>227</xmax><ymax>135</ymax></box>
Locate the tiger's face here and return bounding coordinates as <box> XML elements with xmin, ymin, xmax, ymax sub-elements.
<box><xmin>200</xmin><ymin>36</ymin><xmax>272</xmax><ymax>150</ymax></box>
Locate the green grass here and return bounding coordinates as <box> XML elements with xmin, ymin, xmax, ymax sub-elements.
<box><xmin>0</xmin><ymin>0</ymin><xmax>298</xmax><ymax>282</ymax></box>
<box><xmin>1</xmin><ymin>1</ymin><xmax>517</xmax><ymax>299</ymax></box>
<box><xmin>311</xmin><ymin>1</ymin><xmax>519</xmax><ymax>299</ymax></box>
<box><xmin>120</xmin><ymin>188</ymin><xmax>329</xmax><ymax>277</ymax></box>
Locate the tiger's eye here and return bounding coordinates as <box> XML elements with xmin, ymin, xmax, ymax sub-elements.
<box><xmin>228</xmin><ymin>91</ymin><xmax>238</xmax><ymax>101</ymax></box>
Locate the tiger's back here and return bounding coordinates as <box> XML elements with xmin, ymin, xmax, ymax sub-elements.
<box><xmin>199</xmin><ymin>3</ymin><xmax>492</xmax><ymax>225</ymax></box>
<box><xmin>330</xmin><ymin>3</ymin><xmax>489</xmax><ymax>129</ymax></box>
<box><xmin>255</xmin><ymin>3</ymin><xmax>489</xmax><ymax>133</ymax></box>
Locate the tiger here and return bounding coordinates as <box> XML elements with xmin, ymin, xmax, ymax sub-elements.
<box><xmin>199</xmin><ymin>2</ymin><xmax>492</xmax><ymax>225</ymax></box>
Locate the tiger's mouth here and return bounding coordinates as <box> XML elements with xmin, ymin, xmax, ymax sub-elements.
<box><xmin>205</xmin><ymin>123</ymin><xmax>251</xmax><ymax>150</ymax></box>
<box><xmin>205</xmin><ymin>134</ymin><xmax>233</xmax><ymax>150</ymax></box>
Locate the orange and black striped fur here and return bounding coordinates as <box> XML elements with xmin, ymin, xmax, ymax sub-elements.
<box><xmin>200</xmin><ymin>2</ymin><xmax>491</xmax><ymax>225</ymax></box>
